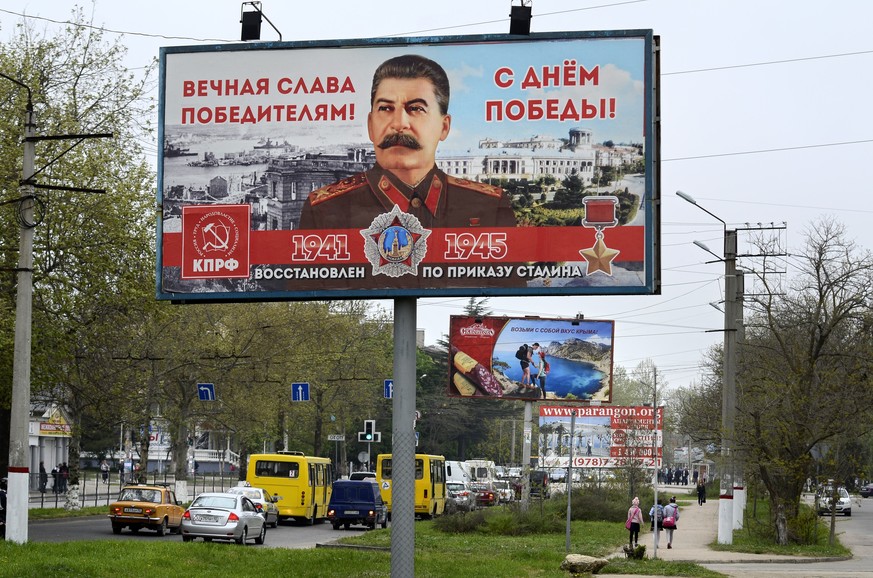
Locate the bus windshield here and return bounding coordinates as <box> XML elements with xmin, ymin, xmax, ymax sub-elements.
<box><xmin>379</xmin><ymin>458</ymin><xmax>425</xmax><ymax>480</ymax></box>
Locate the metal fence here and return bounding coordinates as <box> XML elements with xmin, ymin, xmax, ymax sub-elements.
<box><xmin>29</xmin><ymin>470</ymin><xmax>242</xmax><ymax>509</ymax></box>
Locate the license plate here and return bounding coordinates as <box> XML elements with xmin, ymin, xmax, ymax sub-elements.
<box><xmin>123</xmin><ymin>507</ymin><xmax>142</xmax><ymax>514</ymax></box>
<box><xmin>343</xmin><ymin>510</ymin><xmax>360</xmax><ymax>515</ymax></box>
<box><xmin>194</xmin><ymin>514</ymin><xmax>218</xmax><ymax>522</ymax></box>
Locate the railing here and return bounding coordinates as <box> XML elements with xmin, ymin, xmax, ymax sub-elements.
<box><xmin>28</xmin><ymin>470</ymin><xmax>243</xmax><ymax>509</ymax></box>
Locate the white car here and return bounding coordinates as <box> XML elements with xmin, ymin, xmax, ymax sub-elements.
<box><xmin>493</xmin><ymin>480</ymin><xmax>514</xmax><ymax>503</ymax></box>
<box><xmin>225</xmin><ymin>485</ymin><xmax>280</xmax><ymax>528</ymax></box>
<box><xmin>816</xmin><ymin>486</ymin><xmax>852</xmax><ymax>516</ymax></box>
<box><xmin>446</xmin><ymin>482</ymin><xmax>475</xmax><ymax>511</ymax></box>
<box><xmin>181</xmin><ymin>492</ymin><xmax>267</xmax><ymax>544</ymax></box>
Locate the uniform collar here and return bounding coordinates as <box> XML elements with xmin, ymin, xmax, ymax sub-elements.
<box><xmin>367</xmin><ymin>164</ymin><xmax>444</xmax><ymax>215</ymax></box>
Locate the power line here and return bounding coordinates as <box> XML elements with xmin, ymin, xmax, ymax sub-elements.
<box><xmin>665</xmin><ymin>139</ymin><xmax>873</xmax><ymax>163</ymax></box>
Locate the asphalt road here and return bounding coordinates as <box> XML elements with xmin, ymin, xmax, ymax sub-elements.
<box><xmin>704</xmin><ymin>496</ymin><xmax>873</xmax><ymax>577</ymax></box>
<box><xmin>28</xmin><ymin>515</ymin><xmax>371</xmax><ymax>549</ymax></box>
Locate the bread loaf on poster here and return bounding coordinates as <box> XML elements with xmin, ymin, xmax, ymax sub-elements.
<box><xmin>452</xmin><ymin>373</ymin><xmax>477</xmax><ymax>396</ymax></box>
<box><xmin>451</xmin><ymin>346</ymin><xmax>503</xmax><ymax>397</ymax></box>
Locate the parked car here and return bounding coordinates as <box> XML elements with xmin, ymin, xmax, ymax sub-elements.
<box><xmin>859</xmin><ymin>483</ymin><xmax>873</xmax><ymax>498</ymax></box>
<box><xmin>225</xmin><ymin>484</ymin><xmax>280</xmax><ymax>528</ymax></box>
<box><xmin>470</xmin><ymin>482</ymin><xmax>497</xmax><ymax>507</ymax></box>
<box><xmin>181</xmin><ymin>492</ymin><xmax>267</xmax><ymax>544</ymax></box>
<box><xmin>493</xmin><ymin>480</ymin><xmax>514</xmax><ymax>503</ymax></box>
<box><xmin>446</xmin><ymin>482</ymin><xmax>475</xmax><ymax>511</ymax></box>
<box><xmin>349</xmin><ymin>471</ymin><xmax>377</xmax><ymax>481</ymax></box>
<box><xmin>108</xmin><ymin>483</ymin><xmax>185</xmax><ymax>536</ymax></box>
<box><xmin>529</xmin><ymin>470</ymin><xmax>550</xmax><ymax>499</ymax></box>
<box><xmin>327</xmin><ymin>479</ymin><xmax>388</xmax><ymax>530</ymax></box>
<box><xmin>549</xmin><ymin>468</ymin><xmax>567</xmax><ymax>482</ymax></box>
<box><xmin>815</xmin><ymin>486</ymin><xmax>852</xmax><ymax>516</ymax></box>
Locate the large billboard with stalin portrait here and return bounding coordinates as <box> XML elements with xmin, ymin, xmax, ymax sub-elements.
<box><xmin>157</xmin><ymin>30</ymin><xmax>660</xmax><ymax>301</ymax></box>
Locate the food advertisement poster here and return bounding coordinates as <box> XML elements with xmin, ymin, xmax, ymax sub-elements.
<box><xmin>157</xmin><ymin>30</ymin><xmax>660</xmax><ymax>301</ymax></box>
<box><xmin>448</xmin><ymin>315</ymin><xmax>614</xmax><ymax>402</ymax></box>
<box><xmin>538</xmin><ymin>405</ymin><xmax>663</xmax><ymax>469</ymax></box>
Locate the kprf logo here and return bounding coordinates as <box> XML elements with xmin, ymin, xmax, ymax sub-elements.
<box><xmin>181</xmin><ymin>204</ymin><xmax>251</xmax><ymax>279</ymax></box>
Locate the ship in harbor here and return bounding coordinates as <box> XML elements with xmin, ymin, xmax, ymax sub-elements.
<box><xmin>253</xmin><ymin>138</ymin><xmax>293</xmax><ymax>150</ymax></box>
<box><xmin>164</xmin><ymin>141</ymin><xmax>198</xmax><ymax>157</ymax></box>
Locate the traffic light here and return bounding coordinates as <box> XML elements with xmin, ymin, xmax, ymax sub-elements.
<box><xmin>358</xmin><ymin>420</ymin><xmax>380</xmax><ymax>443</ymax></box>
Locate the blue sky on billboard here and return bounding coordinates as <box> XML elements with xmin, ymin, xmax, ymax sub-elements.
<box><xmin>3</xmin><ymin>0</ymin><xmax>872</xmax><ymax>393</ymax></box>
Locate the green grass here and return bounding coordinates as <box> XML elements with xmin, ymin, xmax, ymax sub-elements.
<box><xmin>15</xmin><ymin>493</ymin><xmax>847</xmax><ymax>577</ymax></box>
<box><xmin>709</xmin><ymin>497</ymin><xmax>851</xmax><ymax>558</ymax></box>
<box><xmin>7</xmin><ymin>508</ymin><xmax>725</xmax><ymax>578</ymax></box>
<box><xmin>28</xmin><ymin>506</ymin><xmax>108</xmax><ymax>520</ymax></box>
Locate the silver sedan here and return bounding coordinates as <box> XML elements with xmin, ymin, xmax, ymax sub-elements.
<box><xmin>181</xmin><ymin>492</ymin><xmax>267</xmax><ymax>544</ymax></box>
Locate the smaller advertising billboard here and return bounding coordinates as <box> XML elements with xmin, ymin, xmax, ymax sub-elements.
<box><xmin>448</xmin><ymin>315</ymin><xmax>614</xmax><ymax>402</ymax></box>
<box><xmin>538</xmin><ymin>405</ymin><xmax>662</xmax><ymax>469</ymax></box>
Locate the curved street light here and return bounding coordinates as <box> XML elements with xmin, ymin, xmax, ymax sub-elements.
<box><xmin>676</xmin><ymin>190</ymin><xmax>741</xmax><ymax>545</ymax></box>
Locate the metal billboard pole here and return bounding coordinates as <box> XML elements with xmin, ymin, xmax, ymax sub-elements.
<box><xmin>391</xmin><ymin>297</ymin><xmax>417</xmax><ymax>578</ymax></box>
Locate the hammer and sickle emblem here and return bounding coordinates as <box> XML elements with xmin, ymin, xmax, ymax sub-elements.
<box><xmin>200</xmin><ymin>220</ymin><xmax>231</xmax><ymax>252</ymax></box>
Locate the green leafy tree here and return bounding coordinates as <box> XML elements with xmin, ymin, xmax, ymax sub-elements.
<box><xmin>0</xmin><ymin>8</ymin><xmax>157</xmax><ymax>482</ymax></box>
<box><xmin>737</xmin><ymin>219</ymin><xmax>873</xmax><ymax>544</ymax></box>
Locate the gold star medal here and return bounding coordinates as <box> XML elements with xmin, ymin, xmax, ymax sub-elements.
<box><xmin>580</xmin><ymin>232</ymin><xmax>620</xmax><ymax>276</ymax></box>
<box><xmin>580</xmin><ymin>196</ymin><xmax>621</xmax><ymax>276</ymax></box>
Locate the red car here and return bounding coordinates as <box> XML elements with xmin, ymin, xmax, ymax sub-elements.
<box><xmin>470</xmin><ymin>482</ymin><xmax>497</xmax><ymax>507</ymax></box>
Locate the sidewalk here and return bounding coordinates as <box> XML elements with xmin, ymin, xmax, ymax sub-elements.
<box><xmin>606</xmin><ymin>484</ymin><xmax>846</xmax><ymax>576</ymax></box>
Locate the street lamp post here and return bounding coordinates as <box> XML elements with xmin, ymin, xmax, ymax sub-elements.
<box><xmin>676</xmin><ymin>190</ymin><xmax>739</xmax><ymax>545</ymax></box>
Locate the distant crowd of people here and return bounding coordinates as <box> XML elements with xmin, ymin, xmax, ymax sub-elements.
<box><xmin>658</xmin><ymin>466</ymin><xmax>691</xmax><ymax>485</ymax></box>
<box><xmin>37</xmin><ymin>461</ymin><xmax>70</xmax><ymax>494</ymax></box>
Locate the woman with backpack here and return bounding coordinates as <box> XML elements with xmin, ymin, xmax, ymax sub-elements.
<box><xmin>663</xmin><ymin>496</ymin><xmax>680</xmax><ymax>548</ymax></box>
<box><xmin>649</xmin><ymin>498</ymin><xmax>664</xmax><ymax>546</ymax></box>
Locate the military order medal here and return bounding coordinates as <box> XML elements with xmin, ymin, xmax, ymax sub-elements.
<box><xmin>361</xmin><ymin>205</ymin><xmax>431</xmax><ymax>277</ymax></box>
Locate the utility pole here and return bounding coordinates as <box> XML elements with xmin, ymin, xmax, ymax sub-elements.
<box><xmin>719</xmin><ymin>228</ymin><xmax>738</xmax><ymax>544</ymax></box>
<box><xmin>3</xmin><ymin>74</ymin><xmax>36</xmax><ymax>544</ymax></box>
<box><xmin>1</xmin><ymin>71</ymin><xmax>112</xmax><ymax>543</ymax></box>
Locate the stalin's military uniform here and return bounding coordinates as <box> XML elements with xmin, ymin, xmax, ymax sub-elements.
<box><xmin>299</xmin><ymin>164</ymin><xmax>517</xmax><ymax>230</ymax></box>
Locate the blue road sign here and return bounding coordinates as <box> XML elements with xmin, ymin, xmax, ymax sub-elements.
<box><xmin>292</xmin><ymin>382</ymin><xmax>310</xmax><ymax>402</ymax></box>
<box><xmin>384</xmin><ymin>379</ymin><xmax>393</xmax><ymax>399</ymax></box>
<box><xmin>197</xmin><ymin>383</ymin><xmax>216</xmax><ymax>401</ymax></box>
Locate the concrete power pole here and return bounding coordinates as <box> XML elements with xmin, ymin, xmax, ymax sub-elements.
<box><xmin>5</xmin><ymin>80</ymin><xmax>36</xmax><ymax>545</ymax></box>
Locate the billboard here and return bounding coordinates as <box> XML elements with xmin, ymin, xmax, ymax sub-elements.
<box><xmin>157</xmin><ymin>30</ymin><xmax>660</xmax><ymax>301</ymax></box>
<box><xmin>538</xmin><ymin>405</ymin><xmax>663</xmax><ymax>469</ymax></box>
<box><xmin>448</xmin><ymin>315</ymin><xmax>614</xmax><ymax>402</ymax></box>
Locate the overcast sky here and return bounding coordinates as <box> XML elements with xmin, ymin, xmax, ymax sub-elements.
<box><xmin>3</xmin><ymin>0</ymin><xmax>872</xmax><ymax>393</ymax></box>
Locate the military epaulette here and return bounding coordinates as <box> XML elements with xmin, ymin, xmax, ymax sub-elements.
<box><xmin>447</xmin><ymin>176</ymin><xmax>503</xmax><ymax>198</ymax></box>
<box><xmin>308</xmin><ymin>172</ymin><xmax>369</xmax><ymax>206</ymax></box>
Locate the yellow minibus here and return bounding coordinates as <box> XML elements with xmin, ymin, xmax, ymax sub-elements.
<box><xmin>376</xmin><ymin>453</ymin><xmax>446</xmax><ymax>519</ymax></box>
<box><xmin>246</xmin><ymin>451</ymin><xmax>334</xmax><ymax>524</ymax></box>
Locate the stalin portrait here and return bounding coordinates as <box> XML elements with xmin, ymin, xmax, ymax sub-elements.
<box><xmin>299</xmin><ymin>54</ymin><xmax>517</xmax><ymax>230</ymax></box>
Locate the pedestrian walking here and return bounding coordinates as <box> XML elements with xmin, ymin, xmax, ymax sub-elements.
<box><xmin>59</xmin><ymin>462</ymin><xmax>69</xmax><ymax>492</ymax></box>
<box><xmin>51</xmin><ymin>465</ymin><xmax>60</xmax><ymax>493</ymax></box>
<box><xmin>663</xmin><ymin>496</ymin><xmax>680</xmax><ymax>548</ymax></box>
<box><xmin>697</xmin><ymin>480</ymin><xmax>706</xmax><ymax>506</ymax></box>
<box><xmin>649</xmin><ymin>498</ymin><xmax>664</xmax><ymax>547</ymax></box>
<box><xmin>626</xmin><ymin>496</ymin><xmax>644</xmax><ymax>548</ymax></box>
<box><xmin>38</xmin><ymin>462</ymin><xmax>48</xmax><ymax>493</ymax></box>
<box><xmin>100</xmin><ymin>460</ymin><xmax>110</xmax><ymax>484</ymax></box>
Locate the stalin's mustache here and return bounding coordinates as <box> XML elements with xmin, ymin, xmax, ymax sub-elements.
<box><xmin>378</xmin><ymin>132</ymin><xmax>422</xmax><ymax>150</ymax></box>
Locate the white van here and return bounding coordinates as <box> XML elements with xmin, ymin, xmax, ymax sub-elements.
<box><xmin>464</xmin><ymin>459</ymin><xmax>497</xmax><ymax>484</ymax></box>
<box><xmin>445</xmin><ymin>460</ymin><xmax>471</xmax><ymax>485</ymax></box>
